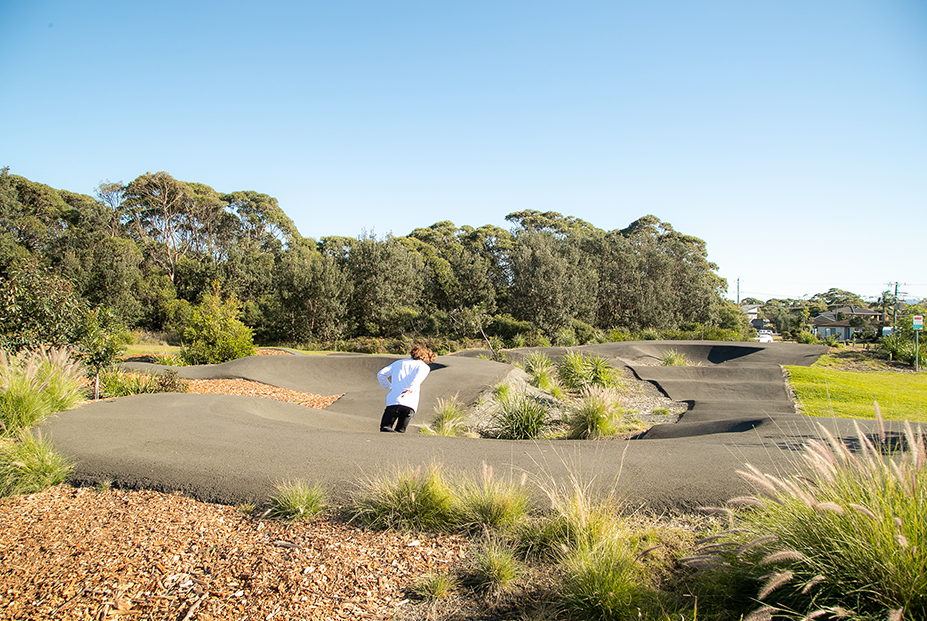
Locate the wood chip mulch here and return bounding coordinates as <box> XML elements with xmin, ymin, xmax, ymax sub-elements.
<box><xmin>0</xmin><ymin>486</ymin><xmax>469</xmax><ymax>621</ymax></box>
<box><xmin>184</xmin><ymin>379</ymin><xmax>343</xmax><ymax>410</ymax></box>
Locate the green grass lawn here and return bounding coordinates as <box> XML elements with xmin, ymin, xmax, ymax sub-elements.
<box><xmin>786</xmin><ymin>365</ymin><xmax>927</xmax><ymax>422</ymax></box>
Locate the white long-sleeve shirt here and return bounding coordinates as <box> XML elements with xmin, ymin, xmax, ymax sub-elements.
<box><xmin>376</xmin><ymin>358</ymin><xmax>430</xmax><ymax>412</ymax></box>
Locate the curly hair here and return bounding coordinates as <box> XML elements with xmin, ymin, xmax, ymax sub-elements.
<box><xmin>410</xmin><ymin>345</ymin><xmax>436</xmax><ymax>364</ymax></box>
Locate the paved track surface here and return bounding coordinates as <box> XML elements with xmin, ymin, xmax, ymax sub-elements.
<box><xmin>43</xmin><ymin>342</ymin><xmax>921</xmax><ymax>512</ymax></box>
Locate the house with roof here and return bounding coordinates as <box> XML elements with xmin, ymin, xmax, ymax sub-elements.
<box><xmin>811</xmin><ymin>306</ymin><xmax>883</xmax><ymax>341</ymax></box>
<box><xmin>740</xmin><ymin>304</ymin><xmax>767</xmax><ymax>330</ymax></box>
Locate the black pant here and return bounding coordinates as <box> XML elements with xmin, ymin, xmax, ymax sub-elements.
<box><xmin>380</xmin><ymin>404</ymin><xmax>414</xmax><ymax>433</ymax></box>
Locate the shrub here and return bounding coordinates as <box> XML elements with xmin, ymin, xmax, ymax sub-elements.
<box><xmin>75</xmin><ymin>307</ymin><xmax>130</xmax><ymax>399</ymax></box>
<box><xmin>793</xmin><ymin>331</ymin><xmax>820</xmax><ymax>344</ymax></box>
<box><xmin>351</xmin><ymin>464</ymin><xmax>457</xmax><ymax>532</ymax></box>
<box><xmin>180</xmin><ymin>284</ymin><xmax>256</xmax><ymax>365</ymax></box>
<box><xmin>422</xmin><ymin>395</ymin><xmax>469</xmax><ymax>437</ymax></box>
<box><xmin>266</xmin><ymin>480</ymin><xmax>328</xmax><ymax>522</ymax></box>
<box><xmin>0</xmin><ymin>258</ymin><xmax>85</xmax><ymax>352</ymax></box>
<box><xmin>0</xmin><ymin>430</ymin><xmax>72</xmax><ymax>497</ymax></box>
<box><xmin>685</xmin><ymin>421</ymin><xmax>927</xmax><ymax>620</ymax></box>
<box><xmin>98</xmin><ymin>369</ymin><xmax>188</xmax><ymax>398</ymax></box>
<box><xmin>0</xmin><ymin>347</ymin><xmax>86</xmax><ymax>435</ymax></box>
<box><xmin>488</xmin><ymin>392</ymin><xmax>550</xmax><ymax>440</ymax></box>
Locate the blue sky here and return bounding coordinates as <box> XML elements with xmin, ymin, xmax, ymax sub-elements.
<box><xmin>2</xmin><ymin>1</ymin><xmax>925</xmax><ymax>302</ymax></box>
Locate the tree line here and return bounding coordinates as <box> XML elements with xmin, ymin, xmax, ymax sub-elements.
<box><xmin>0</xmin><ymin>168</ymin><xmax>748</xmax><ymax>351</ymax></box>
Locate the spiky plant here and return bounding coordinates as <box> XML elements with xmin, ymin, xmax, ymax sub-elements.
<box><xmin>557</xmin><ymin>351</ymin><xmax>619</xmax><ymax>391</ymax></box>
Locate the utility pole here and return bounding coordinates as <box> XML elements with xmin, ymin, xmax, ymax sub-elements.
<box><xmin>887</xmin><ymin>282</ymin><xmax>909</xmax><ymax>333</ymax></box>
<box><xmin>736</xmin><ymin>278</ymin><xmax>740</xmax><ymax>305</ymax></box>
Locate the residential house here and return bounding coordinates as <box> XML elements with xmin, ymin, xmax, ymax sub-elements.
<box><xmin>811</xmin><ymin>306</ymin><xmax>883</xmax><ymax>341</ymax></box>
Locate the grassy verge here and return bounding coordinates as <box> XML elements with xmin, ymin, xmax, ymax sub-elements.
<box><xmin>786</xmin><ymin>365</ymin><xmax>927</xmax><ymax>422</ymax></box>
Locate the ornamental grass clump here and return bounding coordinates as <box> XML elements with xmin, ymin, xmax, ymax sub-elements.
<box><xmin>659</xmin><ymin>349</ymin><xmax>691</xmax><ymax>367</ymax></box>
<box><xmin>558</xmin><ymin>535</ymin><xmax>657</xmax><ymax>621</ymax></box>
<box><xmin>567</xmin><ymin>386</ymin><xmax>646</xmax><ymax>439</ymax></box>
<box><xmin>351</xmin><ymin>463</ymin><xmax>457</xmax><ymax>532</ymax></box>
<box><xmin>454</xmin><ymin>464</ymin><xmax>532</xmax><ymax>534</ymax></box>
<box><xmin>422</xmin><ymin>394</ymin><xmax>469</xmax><ymax>437</ymax></box>
<box><xmin>98</xmin><ymin>369</ymin><xmax>188</xmax><ymax>398</ymax></box>
<box><xmin>685</xmin><ymin>413</ymin><xmax>926</xmax><ymax>620</ymax></box>
<box><xmin>0</xmin><ymin>346</ymin><xmax>86</xmax><ymax>435</ymax></box>
<box><xmin>488</xmin><ymin>391</ymin><xmax>550</xmax><ymax>440</ymax></box>
<box><xmin>0</xmin><ymin>430</ymin><xmax>72</xmax><ymax>497</ymax></box>
<box><xmin>411</xmin><ymin>571</ymin><xmax>458</xmax><ymax>601</ymax></box>
<box><xmin>266</xmin><ymin>480</ymin><xmax>328</xmax><ymax>522</ymax></box>
<box><xmin>466</xmin><ymin>537</ymin><xmax>523</xmax><ymax>596</ymax></box>
<box><xmin>557</xmin><ymin>351</ymin><xmax>619</xmax><ymax>391</ymax></box>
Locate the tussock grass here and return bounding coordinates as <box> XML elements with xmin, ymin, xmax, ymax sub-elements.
<box><xmin>659</xmin><ymin>349</ymin><xmax>691</xmax><ymax>367</ymax></box>
<box><xmin>351</xmin><ymin>463</ymin><xmax>457</xmax><ymax>532</ymax></box>
<box><xmin>454</xmin><ymin>464</ymin><xmax>531</xmax><ymax>534</ymax></box>
<box><xmin>786</xmin><ymin>365</ymin><xmax>927</xmax><ymax>421</ymax></box>
<box><xmin>266</xmin><ymin>480</ymin><xmax>328</xmax><ymax>522</ymax></box>
<box><xmin>466</xmin><ymin>537</ymin><xmax>522</xmax><ymax>595</ymax></box>
<box><xmin>0</xmin><ymin>430</ymin><xmax>72</xmax><ymax>497</ymax></box>
<box><xmin>566</xmin><ymin>386</ymin><xmax>647</xmax><ymax>439</ymax></box>
<box><xmin>421</xmin><ymin>394</ymin><xmax>469</xmax><ymax>437</ymax></box>
<box><xmin>488</xmin><ymin>391</ymin><xmax>550</xmax><ymax>440</ymax></box>
<box><xmin>0</xmin><ymin>347</ymin><xmax>86</xmax><ymax>435</ymax></box>
<box><xmin>411</xmin><ymin>571</ymin><xmax>458</xmax><ymax>600</ymax></box>
<box><xmin>558</xmin><ymin>536</ymin><xmax>656</xmax><ymax>620</ymax></box>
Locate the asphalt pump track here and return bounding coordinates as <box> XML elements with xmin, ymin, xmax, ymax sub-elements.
<box><xmin>43</xmin><ymin>341</ymin><xmax>921</xmax><ymax>512</ymax></box>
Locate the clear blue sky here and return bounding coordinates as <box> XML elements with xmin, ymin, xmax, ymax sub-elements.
<box><xmin>2</xmin><ymin>1</ymin><xmax>925</xmax><ymax>303</ymax></box>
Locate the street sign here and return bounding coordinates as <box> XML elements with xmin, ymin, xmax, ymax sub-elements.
<box><xmin>914</xmin><ymin>316</ymin><xmax>924</xmax><ymax>331</ymax></box>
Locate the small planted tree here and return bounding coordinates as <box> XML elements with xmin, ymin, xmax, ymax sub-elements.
<box><xmin>75</xmin><ymin>307</ymin><xmax>128</xmax><ymax>399</ymax></box>
<box><xmin>180</xmin><ymin>283</ymin><xmax>255</xmax><ymax>365</ymax></box>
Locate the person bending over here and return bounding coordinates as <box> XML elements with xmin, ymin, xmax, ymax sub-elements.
<box><xmin>376</xmin><ymin>345</ymin><xmax>436</xmax><ymax>433</ymax></box>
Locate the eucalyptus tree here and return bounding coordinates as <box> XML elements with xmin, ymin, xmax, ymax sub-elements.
<box><xmin>123</xmin><ymin>171</ymin><xmax>199</xmax><ymax>283</ymax></box>
<box><xmin>0</xmin><ymin>173</ymin><xmax>70</xmax><ymax>260</ymax></box>
<box><xmin>507</xmin><ymin>229</ymin><xmax>597</xmax><ymax>337</ymax></box>
<box><xmin>330</xmin><ymin>232</ymin><xmax>424</xmax><ymax>337</ymax></box>
<box><xmin>274</xmin><ymin>242</ymin><xmax>351</xmax><ymax>343</ymax></box>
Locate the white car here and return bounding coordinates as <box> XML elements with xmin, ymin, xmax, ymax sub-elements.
<box><xmin>755</xmin><ymin>330</ymin><xmax>774</xmax><ymax>343</ymax></box>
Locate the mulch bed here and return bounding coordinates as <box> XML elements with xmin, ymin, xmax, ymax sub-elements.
<box><xmin>0</xmin><ymin>486</ymin><xmax>468</xmax><ymax>620</ymax></box>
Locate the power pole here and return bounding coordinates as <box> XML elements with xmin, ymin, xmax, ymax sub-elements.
<box><xmin>887</xmin><ymin>282</ymin><xmax>909</xmax><ymax>333</ymax></box>
<box><xmin>736</xmin><ymin>278</ymin><xmax>740</xmax><ymax>305</ymax></box>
